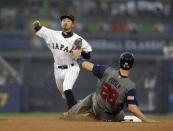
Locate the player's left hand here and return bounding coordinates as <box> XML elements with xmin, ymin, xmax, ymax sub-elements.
<box><xmin>72</xmin><ymin>49</ymin><xmax>82</xmax><ymax>60</ymax></box>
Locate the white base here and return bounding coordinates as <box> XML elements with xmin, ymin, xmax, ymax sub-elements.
<box><xmin>124</xmin><ymin>115</ymin><xmax>142</xmax><ymax>122</ymax></box>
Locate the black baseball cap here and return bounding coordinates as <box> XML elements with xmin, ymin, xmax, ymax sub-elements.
<box><xmin>60</xmin><ymin>14</ymin><xmax>74</xmax><ymax>22</ymax></box>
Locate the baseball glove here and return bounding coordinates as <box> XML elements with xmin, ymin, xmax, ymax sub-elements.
<box><xmin>73</xmin><ymin>38</ymin><xmax>82</xmax><ymax>50</ymax></box>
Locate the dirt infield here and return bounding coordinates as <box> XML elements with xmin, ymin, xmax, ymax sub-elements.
<box><xmin>0</xmin><ymin>117</ymin><xmax>173</xmax><ymax>131</ymax></box>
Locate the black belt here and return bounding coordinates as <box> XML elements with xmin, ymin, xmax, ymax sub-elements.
<box><xmin>58</xmin><ymin>64</ymin><xmax>74</xmax><ymax>69</ymax></box>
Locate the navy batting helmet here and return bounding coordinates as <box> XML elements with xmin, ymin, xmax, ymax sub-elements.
<box><xmin>119</xmin><ymin>52</ymin><xmax>134</xmax><ymax>70</ymax></box>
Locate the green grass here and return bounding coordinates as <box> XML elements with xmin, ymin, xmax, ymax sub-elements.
<box><xmin>0</xmin><ymin>112</ymin><xmax>61</xmax><ymax>119</ymax></box>
<box><xmin>148</xmin><ymin>114</ymin><xmax>173</xmax><ymax>120</ymax></box>
<box><xmin>0</xmin><ymin>112</ymin><xmax>173</xmax><ymax>120</ymax></box>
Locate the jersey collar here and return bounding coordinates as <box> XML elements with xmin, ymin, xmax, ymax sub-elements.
<box><xmin>118</xmin><ymin>70</ymin><xmax>128</xmax><ymax>78</ymax></box>
<box><xmin>62</xmin><ymin>31</ymin><xmax>73</xmax><ymax>38</ymax></box>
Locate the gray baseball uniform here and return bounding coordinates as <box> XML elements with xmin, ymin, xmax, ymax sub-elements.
<box><xmin>64</xmin><ymin>65</ymin><xmax>138</xmax><ymax>121</ymax></box>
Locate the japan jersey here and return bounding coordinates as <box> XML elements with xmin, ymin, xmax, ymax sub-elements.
<box><xmin>36</xmin><ymin>26</ymin><xmax>92</xmax><ymax>65</ymax></box>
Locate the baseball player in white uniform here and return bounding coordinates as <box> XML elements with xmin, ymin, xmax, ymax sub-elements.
<box><xmin>33</xmin><ymin>14</ymin><xmax>92</xmax><ymax>109</ymax></box>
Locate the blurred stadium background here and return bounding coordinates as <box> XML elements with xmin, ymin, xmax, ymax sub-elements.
<box><xmin>0</xmin><ymin>0</ymin><xmax>173</xmax><ymax>115</ymax></box>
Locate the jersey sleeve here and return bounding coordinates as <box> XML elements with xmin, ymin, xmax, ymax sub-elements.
<box><xmin>81</xmin><ymin>38</ymin><xmax>92</xmax><ymax>52</ymax></box>
<box><xmin>125</xmin><ymin>88</ymin><xmax>138</xmax><ymax>105</ymax></box>
<box><xmin>92</xmin><ymin>64</ymin><xmax>108</xmax><ymax>78</ymax></box>
<box><xmin>35</xmin><ymin>26</ymin><xmax>54</xmax><ymax>42</ymax></box>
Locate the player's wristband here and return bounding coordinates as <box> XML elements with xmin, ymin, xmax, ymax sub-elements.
<box><xmin>77</xmin><ymin>58</ymin><xmax>85</xmax><ymax>65</ymax></box>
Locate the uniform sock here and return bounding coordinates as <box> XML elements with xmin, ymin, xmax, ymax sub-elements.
<box><xmin>64</xmin><ymin>89</ymin><xmax>77</xmax><ymax>109</ymax></box>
